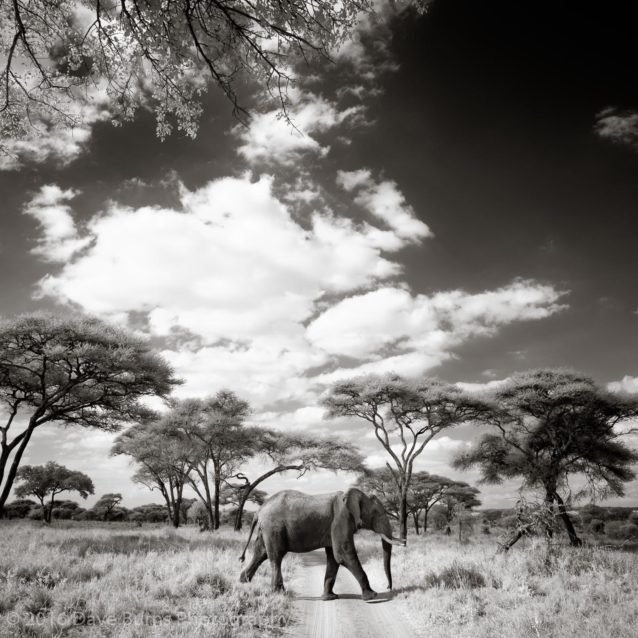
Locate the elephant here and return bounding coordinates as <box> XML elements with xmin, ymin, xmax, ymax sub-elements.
<box><xmin>238</xmin><ymin>488</ymin><xmax>405</xmax><ymax>601</ymax></box>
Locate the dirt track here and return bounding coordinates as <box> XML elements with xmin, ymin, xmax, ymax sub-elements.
<box><xmin>287</xmin><ymin>550</ymin><xmax>414</xmax><ymax>638</ymax></box>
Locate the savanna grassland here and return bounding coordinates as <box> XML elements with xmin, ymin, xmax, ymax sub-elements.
<box><xmin>3</xmin><ymin>521</ymin><xmax>638</xmax><ymax>638</ymax></box>
<box><xmin>359</xmin><ymin>530</ymin><xmax>638</xmax><ymax>638</ymax></box>
<box><xmin>0</xmin><ymin>521</ymin><xmax>298</xmax><ymax>638</ymax></box>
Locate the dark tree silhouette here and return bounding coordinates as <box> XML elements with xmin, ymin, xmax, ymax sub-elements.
<box><xmin>15</xmin><ymin>461</ymin><xmax>93</xmax><ymax>523</ymax></box>
<box><xmin>93</xmin><ymin>493</ymin><xmax>123</xmax><ymax>521</ymax></box>
<box><xmin>0</xmin><ymin>312</ymin><xmax>179</xmax><ymax>516</ymax></box>
<box><xmin>454</xmin><ymin>369</ymin><xmax>638</xmax><ymax>549</ymax></box>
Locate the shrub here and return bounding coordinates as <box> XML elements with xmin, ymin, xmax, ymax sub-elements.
<box><xmin>589</xmin><ymin>519</ymin><xmax>605</xmax><ymax>534</ymax></box>
<box><xmin>425</xmin><ymin>562</ymin><xmax>486</xmax><ymax>589</ymax></box>
<box><xmin>3</xmin><ymin>499</ymin><xmax>36</xmax><ymax>518</ymax></box>
<box><xmin>606</xmin><ymin>521</ymin><xmax>638</xmax><ymax>540</ymax></box>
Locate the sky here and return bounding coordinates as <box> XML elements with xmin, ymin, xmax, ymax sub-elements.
<box><xmin>2</xmin><ymin>0</ymin><xmax>638</xmax><ymax>511</ymax></box>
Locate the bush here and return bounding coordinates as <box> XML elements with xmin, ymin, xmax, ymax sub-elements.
<box><xmin>605</xmin><ymin>521</ymin><xmax>638</xmax><ymax>540</ymax></box>
<box><xmin>589</xmin><ymin>519</ymin><xmax>605</xmax><ymax>534</ymax></box>
<box><xmin>3</xmin><ymin>499</ymin><xmax>36</xmax><ymax>518</ymax></box>
<box><xmin>425</xmin><ymin>562</ymin><xmax>486</xmax><ymax>589</ymax></box>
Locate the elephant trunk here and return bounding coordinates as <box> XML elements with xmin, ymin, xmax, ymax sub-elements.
<box><xmin>382</xmin><ymin>538</ymin><xmax>392</xmax><ymax>590</ymax></box>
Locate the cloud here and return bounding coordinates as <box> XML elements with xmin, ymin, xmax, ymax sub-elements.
<box><xmin>32</xmin><ymin>173</ymin><xmax>416</xmax><ymax>406</ymax></box>
<box><xmin>337</xmin><ymin>169</ymin><xmax>431</xmax><ymax>242</ymax></box>
<box><xmin>0</xmin><ymin>85</ymin><xmax>111</xmax><ymax>171</ymax></box>
<box><xmin>31</xmin><ymin>176</ymin><xmax>567</xmax><ymax>412</ymax></box>
<box><xmin>594</xmin><ymin>108</ymin><xmax>638</xmax><ymax>151</ymax></box>
<box><xmin>608</xmin><ymin>375</ymin><xmax>638</xmax><ymax>394</ymax></box>
<box><xmin>236</xmin><ymin>90</ymin><xmax>365</xmax><ymax>166</ymax></box>
<box><xmin>23</xmin><ymin>185</ymin><xmax>91</xmax><ymax>262</ymax></box>
<box><xmin>307</xmin><ymin>280</ymin><xmax>567</xmax><ymax>381</ymax></box>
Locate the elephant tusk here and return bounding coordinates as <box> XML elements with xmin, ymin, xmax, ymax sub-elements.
<box><xmin>380</xmin><ymin>533</ymin><xmax>406</xmax><ymax>546</ymax></box>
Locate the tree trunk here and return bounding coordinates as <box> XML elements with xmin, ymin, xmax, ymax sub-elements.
<box><xmin>234</xmin><ymin>492</ymin><xmax>249</xmax><ymax>532</ymax></box>
<box><xmin>423</xmin><ymin>509</ymin><xmax>429</xmax><ymax>534</ymax></box>
<box><xmin>47</xmin><ymin>494</ymin><xmax>56</xmax><ymax>524</ymax></box>
<box><xmin>399</xmin><ymin>489</ymin><xmax>408</xmax><ymax>540</ymax></box>
<box><xmin>553</xmin><ymin>492</ymin><xmax>582</xmax><ymax>547</ymax></box>
<box><xmin>38</xmin><ymin>497</ymin><xmax>47</xmax><ymax>522</ymax></box>
<box><xmin>497</xmin><ymin>528</ymin><xmax>526</xmax><ymax>552</ymax></box>
<box><xmin>0</xmin><ymin>427</ymin><xmax>35</xmax><ymax>513</ymax></box>
<box><xmin>213</xmin><ymin>475</ymin><xmax>221</xmax><ymax>530</ymax></box>
<box><xmin>232</xmin><ymin>465</ymin><xmax>303</xmax><ymax>531</ymax></box>
<box><xmin>412</xmin><ymin>511</ymin><xmax>420</xmax><ymax>535</ymax></box>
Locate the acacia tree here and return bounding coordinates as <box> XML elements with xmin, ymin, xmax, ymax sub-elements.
<box><xmin>454</xmin><ymin>369</ymin><xmax>638</xmax><ymax>549</ymax></box>
<box><xmin>112</xmin><ymin>417</ymin><xmax>195</xmax><ymax>527</ymax></box>
<box><xmin>229</xmin><ymin>431</ymin><xmax>364</xmax><ymax>530</ymax></box>
<box><xmin>172</xmin><ymin>392</ymin><xmax>254</xmax><ymax>530</ymax></box>
<box><xmin>357</xmin><ymin>467</ymin><xmax>476</xmax><ymax>535</ymax></box>
<box><xmin>15</xmin><ymin>461</ymin><xmax>93</xmax><ymax>522</ymax></box>
<box><xmin>0</xmin><ymin>313</ymin><xmax>178</xmax><ymax>516</ymax></box>
<box><xmin>93</xmin><ymin>492</ymin><xmax>123</xmax><ymax>521</ymax></box>
<box><xmin>437</xmin><ymin>484</ymin><xmax>481</xmax><ymax>536</ymax></box>
<box><xmin>323</xmin><ymin>374</ymin><xmax>489</xmax><ymax>540</ymax></box>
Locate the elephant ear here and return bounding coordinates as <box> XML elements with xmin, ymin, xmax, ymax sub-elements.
<box><xmin>331</xmin><ymin>490</ymin><xmax>360</xmax><ymax>563</ymax></box>
<box><xmin>344</xmin><ymin>488</ymin><xmax>364</xmax><ymax>529</ymax></box>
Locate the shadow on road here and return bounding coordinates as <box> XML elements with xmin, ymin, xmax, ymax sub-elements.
<box><xmin>295</xmin><ymin>592</ymin><xmax>395</xmax><ymax>604</ymax></box>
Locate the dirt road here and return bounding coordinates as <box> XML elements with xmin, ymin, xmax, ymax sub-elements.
<box><xmin>287</xmin><ymin>550</ymin><xmax>414</xmax><ymax>638</ymax></box>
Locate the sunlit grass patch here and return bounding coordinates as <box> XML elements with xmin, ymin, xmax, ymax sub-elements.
<box><xmin>0</xmin><ymin>521</ymin><xmax>297</xmax><ymax>638</ymax></box>
<box><xmin>359</xmin><ymin>532</ymin><xmax>638</xmax><ymax>638</ymax></box>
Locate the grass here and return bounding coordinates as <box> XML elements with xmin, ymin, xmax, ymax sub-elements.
<box><xmin>357</xmin><ymin>530</ymin><xmax>638</xmax><ymax>638</ymax></box>
<box><xmin>4</xmin><ymin>520</ymin><xmax>638</xmax><ymax>638</ymax></box>
<box><xmin>0</xmin><ymin>520</ymin><xmax>298</xmax><ymax>638</ymax></box>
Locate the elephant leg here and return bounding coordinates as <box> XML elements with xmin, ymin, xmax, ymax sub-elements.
<box><xmin>322</xmin><ymin>546</ymin><xmax>340</xmax><ymax>600</ymax></box>
<box><xmin>341</xmin><ymin>544</ymin><xmax>376</xmax><ymax>600</ymax></box>
<box><xmin>269</xmin><ymin>553</ymin><xmax>285</xmax><ymax>592</ymax></box>
<box><xmin>240</xmin><ymin>533</ymin><xmax>267</xmax><ymax>583</ymax></box>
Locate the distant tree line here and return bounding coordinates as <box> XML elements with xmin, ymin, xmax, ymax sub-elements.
<box><xmin>1</xmin><ymin>313</ymin><xmax>638</xmax><ymax>554</ymax></box>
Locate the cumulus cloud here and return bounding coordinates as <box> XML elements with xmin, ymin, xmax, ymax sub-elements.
<box><xmin>307</xmin><ymin>280</ymin><xmax>567</xmax><ymax>379</ymax></box>
<box><xmin>236</xmin><ymin>90</ymin><xmax>365</xmax><ymax>165</ymax></box>
<box><xmin>594</xmin><ymin>108</ymin><xmax>638</xmax><ymax>151</ymax></box>
<box><xmin>23</xmin><ymin>185</ymin><xmax>91</xmax><ymax>262</ymax></box>
<box><xmin>31</xmin><ymin>175</ymin><xmax>567</xmax><ymax>410</ymax></box>
<box><xmin>608</xmin><ymin>375</ymin><xmax>638</xmax><ymax>394</ymax></box>
<box><xmin>337</xmin><ymin>168</ymin><xmax>431</xmax><ymax>242</ymax></box>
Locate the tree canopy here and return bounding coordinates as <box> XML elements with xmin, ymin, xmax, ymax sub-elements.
<box><xmin>357</xmin><ymin>467</ymin><xmax>480</xmax><ymax>535</ymax></box>
<box><xmin>0</xmin><ymin>0</ymin><xmax>373</xmax><ymax>153</ymax></box>
<box><xmin>454</xmin><ymin>369</ymin><xmax>638</xmax><ymax>548</ymax></box>
<box><xmin>15</xmin><ymin>461</ymin><xmax>93</xmax><ymax>522</ymax></box>
<box><xmin>323</xmin><ymin>373</ymin><xmax>489</xmax><ymax>539</ymax></box>
<box><xmin>0</xmin><ymin>312</ymin><xmax>179</xmax><ymax>514</ymax></box>
<box><xmin>112</xmin><ymin>416</ymin><xmax>194</xmax><ymax>527</ymax></box>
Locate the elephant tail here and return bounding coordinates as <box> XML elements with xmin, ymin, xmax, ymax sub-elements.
<box><xmin>239</xmin><ymin>516</ymin><xmax>259</xmax><ymax>562</ymax></box>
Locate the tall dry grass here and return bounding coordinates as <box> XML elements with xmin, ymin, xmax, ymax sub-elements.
<box><xmin>0</xmin><ymin>520</ymin><xmax>298</xmax><ymax>638</ymax></box>
<box><xmin>358</xmin><ymin>531</ymin><xmax>638</xmax><ymax>638</ymax></box>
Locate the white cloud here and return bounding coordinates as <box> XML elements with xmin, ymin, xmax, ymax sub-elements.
<box><xmin>31</xmin><ymin>175</ymin><xmax>567</xmax><ymax>413</ymax></box>
<box><xmin>307</xmin><ymin>280</ymin><xmax>567</xmax><ymax>371</ymax></box>
<box><xmin>1</xmin><ymin>85</ymin><xmax>111</xmax><ymax>171</ymax></box>
<box><xmin>594</xmin><ymin>108</ymin><xmax>638</xmax><ymax>151</ymax></box>
<box><xmin>236</xmin><ymin>91</ymin><xmax>365</xmax><ymax>165</ymax></box>
<box><xmin>337</xmin><ymin>169</ymin><xmax>431</xmax><ymax>241</ymax></box>
<box><xmin>608</xmin><ymin>375</ymin><xmax>638</xmax><ymax>394</ymax></box>
<box><xmin>23</xmin><ymin>185</ymin><xmax>91</xmax><ymax>262</ymax></box>
<box><xmin>455</xmin><ymin>378</ymin><xmax>510</xmax><ymax>393</ymax></box>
